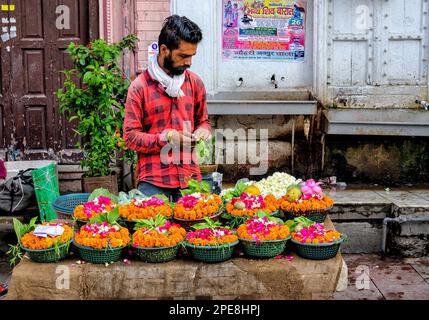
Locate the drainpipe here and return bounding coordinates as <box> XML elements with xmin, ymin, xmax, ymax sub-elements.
<box><xmin>382</xmin><ymin>215</ymin><xmax>429</xmax><ymax>254</ymax></box>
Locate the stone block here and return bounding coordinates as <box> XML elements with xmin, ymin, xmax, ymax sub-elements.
<box><xmin>332</xmin><ymin>221</ymin><xmax>383</xmax><ymax>254</ymax></box>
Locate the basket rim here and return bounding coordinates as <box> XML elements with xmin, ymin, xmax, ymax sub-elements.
<box><xmin>52</xmin><ymin>193</ymin><xmax>90</xmax><ymax>207</ymax></box>
<box><xmin>290</xmin><ymin>234</ymin><xmax>346</xmax><ymax>247</ymax></box>
<box><xmin>72</xmin><ymin>241</ymin><xmax>127</xmax><ymax>252</ymax></box>
<box><xmin>238</xmin><ymin>235</ymin><xmax>291</xmax><ymax>243</ymax></box>
<box><xmin>173</xmin><ymin>210</ymin><xmax>223</xmax><ymax>222</ymax></box>
<box><xmin>184</xmin><ymin>240</ymin><xmax>239</xmax><ymax>249</ymax></box>
<box><xmin>20</xmin><ymin>239</ymin><xmax>72</xmax><ymax>253</ymax></box>
<box><xmin>134</xmin><ymin>243</ymin><xmax>181</xmax><ymax>250</ymax></box>
<box><xmin>281</xmin><ymin>206</ymin><xmax>334</xmax><ymax>214</ymax></box>
<box><xmin>120</xmin><ymin>215</ymin><xmax>173</xmax><ymax>223</ymax></box>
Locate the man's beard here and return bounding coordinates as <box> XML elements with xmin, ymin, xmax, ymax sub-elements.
<box><xmin>164</xmin><ymin>54</ymin><xmax>189</xmax><ymax>76</ymax></box>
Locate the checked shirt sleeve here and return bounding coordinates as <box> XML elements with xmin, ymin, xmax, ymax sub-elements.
<box><xmin>193</xmin><ymin>77</ymin><xmax>212</xmax><ymax>132</ymax></box>
<box><xmin>124</xmin><ymin>80</ymin><xmax>167</xmax><ymax>154</ymax></box>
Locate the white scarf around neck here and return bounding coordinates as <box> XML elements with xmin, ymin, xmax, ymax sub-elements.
<box><xmin>148</xmin><ymin>55</ymin><xmax>185</xmax><ymax>98</ymax></box>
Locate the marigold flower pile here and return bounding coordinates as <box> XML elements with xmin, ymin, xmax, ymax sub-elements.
<box><xmin>173</xmin><ymin>193</ymin><xmax>222</xmax><ymax>220</ymax></box>
<box><xmin>226</xmin><ymin>194</ymin><xmax>278</xmax><ymax>217</ymax></box>
<box><xmin>292</xmin><ymin>224</ymin><xmax>342</xmax><ymax>244</ymax></box>
<box><xmin>186</xmin><ymin>228</ymin><xmax>238</xmax><ymax>246</ymax></box>
<box><xmin>21</xmin><ymin>223</ymin><xmax>74</xmax><ymax>250</ymax></box>
<box><xmin>119</xmin><ymin>196</ymin><xmax>173</xmax><ymax>220</ymax></box>
<box><xmin>73</xmin><ymin>196</ymin><xmax>117</xmax><ymax>221</ymax></box>
<box><xmin>280</xmin><ymin>196</ymin><xmax>334</xmax><ymax>213</ymax></box>
<box><xmin>132</xmin><ymin>220</ymin><xmax>186</xmax><ymax>248</ymax></box>
<box><xmin>237</xmin><ymin>216</ymin><xmax>290</xmax><ymax>241</ymax></box>
<box><xmin>74</xmin><ymin>222</ymin><xmax>130</xmax><ymax>249</ymax></box>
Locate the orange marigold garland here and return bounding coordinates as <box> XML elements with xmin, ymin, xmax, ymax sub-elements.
<box><xmin>279</xmin><ymin>179</ymin><xmax>334</xmax><ymax>215</ymax></box>
<box><xmin>119</xmin><ymin>196</ymin><xmax>173</xmax><ymax>220</ymax></box>
<box><xmin>186</xmin><ymin>228</ymin><xmax>238</xmax><ymax>246</ymax></box>
<box><xmin>21</xmin><ymin>223</ymin><xmax>74</xmax><ymax>250</ymax></box>
<box><xmin>173</xmin><ymin>193</ymin><xmax>222</xmax><ymax>220</ymax></box>
<box><xmin>291</xmin><ymin>223</ymin><xmax>342</xmax><ymax>244</ymax></box>
<box><xmin>132</xmin><ymin>220</ymin><xmax>186</xmax><ymax>248</ymax></box>
<box><xmin>237</xmin><ymin>216</ymin><xmax>290</xmax><ymax>241</ymax></box>
<box><xmin>73</xmin><ymin>196</ymin><xmax>117</xmax><ymax>221</ymax></box>
<box><xmin>225</xmin><ymin>194</ymin><xmax>279</xmax><ymax>217</ymax></box>
<box><xmin>74</xmin><ymin>222</ymin><xmax>130</xmax><ymax>249</ymax></box>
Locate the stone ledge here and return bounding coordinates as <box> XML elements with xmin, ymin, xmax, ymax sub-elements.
<box><xmin>7</xmin><ymin>218</ymin><xmax>346</xmax><ymax>300</ymax></box>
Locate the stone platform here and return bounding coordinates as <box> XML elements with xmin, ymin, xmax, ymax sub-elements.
<box><xmin>6</xmin><ymin>218</ymin><xmax>347</xmax><ymax>300</ymax></box>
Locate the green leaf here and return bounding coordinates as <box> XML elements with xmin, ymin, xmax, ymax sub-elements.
<box><xmin>88</xmin><ymin>188</ymin><xmax>118</xmax><ymax>203</ymax></box>
<box><xmin>107</xmin><ymin>207</ymin><xmax>120</xmax><ymax>224</ymax></box>
<box><xmin>12</xmin><ymin>218</ymin><xmax>24</xmax><ymax>243</ymax></box>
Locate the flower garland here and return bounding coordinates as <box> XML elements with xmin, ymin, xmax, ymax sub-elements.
<box><xmin>21</xmin><ymin>223</ymin><xmax>74</xmax><ymax>250</ymax></box>
<box><xmin>279</xmin><ymin>179</ymin><xmax>334</xmax><ymax>214</ymax></box>
<box><xmin>73</xmin><ymin>196</ymin><xmax>117</xmax><ymax>221</ymax></box>
<box><xmin>119</xmin><ymin>196</ymin><xmax>173</xmax><ymax>220</ymax></box>
<box><xmin>186</xmin><ymin>228</ymin><xmax>238</xmax><ymax>246</ymax></box>
<box><xmin>74</xmin><ymin>222</ymin><xmax>130</xmax><ymax>249</ymax></box>
<box><xmin>132</xmin><ymin>220</ymin><xmax>186</xmax><ymax>248</ymax></box>
<box><xmin>292</xmin><ymin>224</ymin><xmax>342</xmax><ymax>244</ymax></box>
<box><xmin>237</xmin><ymin>216</ymin><xmax>290</xmax><ymax>241</ymax></box>
<box><xmin>173</xmin><ymin>193</ymin><xmax>222</xmax><ymax>220</ymax></box>
<box><xmin>226</xmin><ymin>194</ymin><xmax>278</xmax><ymax>217</ymax></box>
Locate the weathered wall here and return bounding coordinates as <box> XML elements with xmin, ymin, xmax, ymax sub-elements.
<box><xmin>323</xmin><ymin>136</ymin><xmax>429</xmax><ymax>185</ymax></box>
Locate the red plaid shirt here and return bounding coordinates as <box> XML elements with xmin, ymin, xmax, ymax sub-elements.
<box><xmin>124</xmin><ymin>70</ymin><xmax>211</xmax><ymax>189</ymax></box>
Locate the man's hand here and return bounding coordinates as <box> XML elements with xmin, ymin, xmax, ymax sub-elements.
<box><xmin>192</xmin><ymin>127</ymin><xmax>212</xmax><ymax>142</ymax></box>
<box><xmin>163</xmin><ymin>129</ymin><xmax>192</xmax><ymax>145</ymax></box>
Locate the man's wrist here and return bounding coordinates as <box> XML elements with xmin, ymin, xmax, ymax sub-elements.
<box><xmin>167</xmin><ymin>130</ymin><xmax>173</xmax><ymax>144</ymax></box>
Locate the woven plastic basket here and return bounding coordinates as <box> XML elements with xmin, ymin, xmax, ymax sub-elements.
<box><xmin>184</xmin><ymin>241</ymin><xmax>239</xmax><ymax>263</ymax></box>
<box><xmin>239</xmin><ymin>236</ymin><xmax>291</xmax><ymax>258</ymax></box>
<box><xmin>73</xmin><ymin>241</ymin><xmax>125</xmax><ymax>264</ymax></box>
<box><xmin>21</xmin><ymin>240</ymin><xmax>71</xmax><ymax>263</ymax></box>
<box><xmin>282</xmin><ymin>206</ymin><xmax>333</xmax><ymax>223</ymax></box>
<box><xmin>135</xmin><ymin>244</ymin><xmax>180</xmax><ymax>263</ymax></box>
<box><xmin>290</xmin><ymin>235</ymin><xmax>346</xmax><ymax>260</ymax></box>
<box><xmin>52</xmin><ymin>193</ymin><xmax>90</xmax><ymax>220</ymax></box>
<box><xmin>173</xmin><ymin>211</ymin><xmax>222</xmax><ymax>232</ymax></box>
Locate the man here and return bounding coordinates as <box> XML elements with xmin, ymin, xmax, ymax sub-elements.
<box><xmin>124</xmin><ymin>15</ymin><xmax>212</xmax><ymax>201</ymax></box>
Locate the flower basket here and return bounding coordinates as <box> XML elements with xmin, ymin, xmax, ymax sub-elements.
<box><xmin>134</xmin><ymin>244</ymin><xmax>181</xmax><ymax>263</ymax></box>
<box><xmin>21</xmin><ymin>240</ymin><xmax>72</xmax><ymax>263</ymax></box>
<box><xmin>239</xmin><ymin>236</ymin><xmax>291</xmax><ymax>258</ymax></box>
<box><xmin>222</xmin><ymin>210</ymin><xmax>280</xmax><ymax>228</ymax></box>
<box><xmin>290</xmin><ymin>236</ymin><xmax>346</xmax><ymax>260</ymax></box>
<box><xmin>52</xmin><ymin>193</ymin><xmax>90</xmax><ymax>220</ymax></box>
<box><xmin>73</xmin><ymin>242</ymin><xmax>126</xmax><ymax>264</ymax></box>
<box><xmin>282</xmin><ymin>206</ymin><xmax>333</xmax><ymax>223</ymax></box>
<box><xmin>184</xmin><ymin>241</ymin><xmax>239</xmax><ymax>263</ymax></box>
<box><xmin>173</xmin><ymin>211</ymin><xmax>222</xmax><ymax>232</ymax></box>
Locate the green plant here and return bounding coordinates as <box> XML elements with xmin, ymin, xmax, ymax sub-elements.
<box><xmin>285</xmin><ymin>216</ymin><xmax>315</xmax><ymax>232</ymax></box>
<box><xmin>134</xmin><ymin>214</ymin><xmax>168</xmax><ymax>231</ymax></box>
<box><xmin>195</xmin><ymin>136</ymin><xmax>216</xmax><ymax>166</ymax></box>
<box><xmin>55</xmin><ymin>35</ymin><xmax>138</xmax><ymax>177</ymax></box>
<box><xmin>180</xmin><ymin>179</ymin><xmax>211</xmax><ymax>196</ymax></box>
<box><xmin>192</xmin><ymin>216</ymin><xmax>228</xmax><ymax>230</ymax></box>
<box><xmin>221</xmin><ymin>181</ymin><xmax>248</xmax><ymax>201</ymax></box>
<box><xmin>88</xmin><ymin>188</ymin><xmax>119</xmax><ymax>203</ymax></box>
<box><xmin>89</xmin><ymin>207</ymin><xmax>121</xmax><ymax>225</ymax></box>
<box><xmin>7</xmin><ymin>217</ymin><xmax>38</xmax><ymax>266</ymax></box>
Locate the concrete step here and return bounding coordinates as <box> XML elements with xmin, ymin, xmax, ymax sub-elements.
<box><xmin>327</xmin><ymin>189</ymin><xmax>429</xmax><ymax>256</ymax></box>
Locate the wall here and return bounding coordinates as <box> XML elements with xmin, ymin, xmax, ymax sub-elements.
<box><xmin>172</xmin><ymin>0</ymin><xmax>314</xmax><ymax>94</ymax></box>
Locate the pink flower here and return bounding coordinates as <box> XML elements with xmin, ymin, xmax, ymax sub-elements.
<box><xmin>301</xmin><ymin>179</ymin><xmax>323</xmax><ymax>200</ymax></box>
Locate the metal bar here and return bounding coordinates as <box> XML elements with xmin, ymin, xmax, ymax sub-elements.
<box><xmin>207</xmin><ymin>102</ymin><xmax>317</xmax><ymax>115</ymax></box>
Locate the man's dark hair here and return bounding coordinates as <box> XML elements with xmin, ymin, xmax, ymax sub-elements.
<box><xmin>158</xmin><ymin>15</ymin><xmax>203</xmax><ymax>51</ymax></box>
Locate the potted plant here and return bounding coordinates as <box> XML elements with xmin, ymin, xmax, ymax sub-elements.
<box><xmin>55</xmin><ymin>35</ymin><xmax>138</xmax><ymax>193</ymax></box>
<box><xmin>132</xmin><ymin>215</ymin><xmax>186</xmax><ymax>263</ymax></box>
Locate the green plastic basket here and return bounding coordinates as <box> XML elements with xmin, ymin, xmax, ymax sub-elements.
<box><xmin>32</xmin><ymin>163</ymin><xmax>60</xmax><ymax>222</ymax></box>
<box><xmin>21</xmin><ymin>240</ymin><xmax>71</xmax><ymax>263</ymax></box>
<box><xmin>73</xmin><ymin>241</ymin><xmax>125</xmax><ymax>264</ymax></box>
<box><xmin>290</xmin><ymin>235</ymin><xmax>346</xmax><ymax>260</ymax></box>
<box><xmin>134</xmin><ymin>244</ymin><xmax>180</xmax><ymax>263</ymax></box>
<box><xmin>282</xmin><ymin>207</ymin><xmax>333</xmax><ymax>223</ymax></box>
<box><xmin>52</xmin><ymin>193</ymin><xmax>90</xmax><ymax>220</ymax></box>
<box><xmin>184</xmin><ymin>241</ymin><xmax>239</xmax><ymax>263</ymax></box>
<box><xmin>239</xmin><ymin>236</ymin><xmax>291</xmax><ymax>258</ymax></box>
